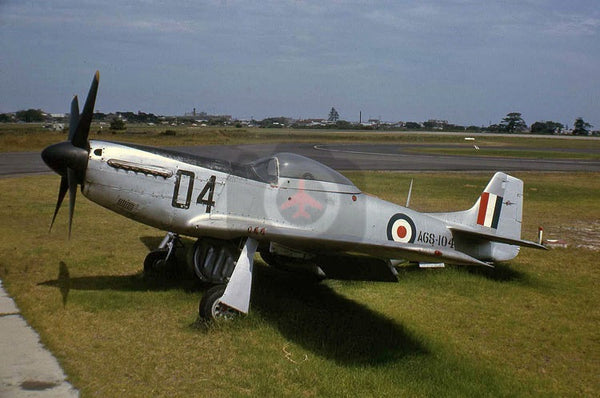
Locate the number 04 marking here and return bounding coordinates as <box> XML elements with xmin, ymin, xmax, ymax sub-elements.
<box><xmin>197</xmin><ymin>175</ymin><xmax>216</xmax><ymax>213</ymax></box>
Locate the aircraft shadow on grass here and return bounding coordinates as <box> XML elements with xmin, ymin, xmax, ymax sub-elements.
<box><xmin>249</xmin><ymin>266</ymin><xmax>429</xmax><ymax>365</ymax></box>
<box><xmin>39</xmin><ymin>253</ymin><xmax>532</xmax><ymax>365</ymax></box>
<box><xmin>40</xmin><ymin>260</ymin><xmax>428</xmax><ymax>365</ymax></box>
<box><xmin>398</xmin><ymin>261</ymin><xmax>530</xmax><ymax>283</ymax></box>
<box><xmin>39</xmin><ymin>260</ymin><xmax>198</xmax><ymax>296</ymax></box>
<box><xmin>462</xmin><ymin>262</ymin><xmax>529</xmax><ymax>282</ymax></box>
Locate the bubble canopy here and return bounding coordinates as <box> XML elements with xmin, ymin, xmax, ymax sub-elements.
<box><xmin>250</xmin><ymin>152</ymin><xmax>358</xmax><ymax>190</ymax></box>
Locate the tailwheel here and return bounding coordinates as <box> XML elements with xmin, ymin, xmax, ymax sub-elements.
<box><xmin>199</xmin><ymin>285</ymin><xmax>241</xmax><ymax>321</ymax></box>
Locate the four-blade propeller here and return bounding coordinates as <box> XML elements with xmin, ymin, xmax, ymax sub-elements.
<box><xmin>41</xmin><ymin>71</ymin><xmax>99</xmax><ymax>237</ymax></box>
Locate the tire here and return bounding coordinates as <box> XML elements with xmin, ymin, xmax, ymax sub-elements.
<box><xmin>198</xmin><ymin>285</ymin><xmax>240</xmax><ymax>321</ymax></box>
<box><xmin>143</xmin><ymin>250</ymin><xmax>168</xmax><ymax>276</ymax></box>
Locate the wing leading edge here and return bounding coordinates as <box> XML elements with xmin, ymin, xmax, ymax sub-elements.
<box><xmin>264</xmin><ymin>225</ymin><xmax>492</xmax><ymax>267</ymax></box>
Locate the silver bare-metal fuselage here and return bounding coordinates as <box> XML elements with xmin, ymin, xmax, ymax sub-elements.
<box><xmin>43</xmin><ymin>71</ymin><xmax>546</xmax><ymax>320</ymax></box>
<box><xmin>82</xmin><ymin>140</ymin><xmax>515</xmax><ymax>266</ymax></box>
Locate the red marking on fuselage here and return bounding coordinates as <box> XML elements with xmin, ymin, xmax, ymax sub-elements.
<box><xmin>280</xmin><ymin>180</ymin><xmax>323</xmax><ymax>219</ymax></box>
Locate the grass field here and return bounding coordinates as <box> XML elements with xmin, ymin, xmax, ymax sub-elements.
<box><xmin>1</xmin><ymin>171</ymin><xmax>598</xmax><ymax>397</ymax></box>
<box><xmin>2</xmin><ymin>123</ymin><xmax>600</xmax><ymax>156</ymax></box>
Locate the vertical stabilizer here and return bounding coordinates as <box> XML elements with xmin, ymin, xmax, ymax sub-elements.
<box><xmin>430</xmin><ymin>172</ymin><xmax>523</xmax><ymax>239</ymax></box>
<box><xmin>427</xmin><ymin>172</ymin><xmax>528</xmax><ymax>262</ymax></box>
<box><xmin>472</xmin><ymin>172</ymin><xmax>523</xmax><ymax>239</ymax></box>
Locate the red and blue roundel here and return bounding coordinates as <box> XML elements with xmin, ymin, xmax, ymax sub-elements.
<box><xmin>387</xmin><ymin>213</ymin><xmax>416</xmax><ymax>243</ymax></box>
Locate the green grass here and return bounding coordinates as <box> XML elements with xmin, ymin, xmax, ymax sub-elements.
<box><xmin>1</xmin><ymin>172</ymin><xmax>599</xmax><ymax>396</ymax></box>
<box><xmin>2</xmin><ymin>123</ymin><xmax>600</xmax><ymax>153</ymax></box>
<box><xmin>2</xmin><ymin>123</ymin><xmax>455</xmax><ymax>152</ymax></box>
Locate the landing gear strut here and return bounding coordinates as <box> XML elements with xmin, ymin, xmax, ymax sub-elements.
<box><xmin>144</xmin><ymin>233</ymin><xmax>259</xmax><ymax>321</ymax></box>
<box><xmin>198</xmin><ymin>238</ymin><xmax>258</xmax><ymax>321</ymax></box>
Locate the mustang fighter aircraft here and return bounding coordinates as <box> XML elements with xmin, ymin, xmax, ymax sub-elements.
<box><xmin>42</xmin><ymin>72</ymin><xmax>546</xmax><ymax>320</ymax></box>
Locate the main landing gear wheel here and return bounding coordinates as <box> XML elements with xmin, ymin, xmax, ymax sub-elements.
<box><xmin>198</xmin><ymin>285</ymin><xmax>240</xmax><ymax>321</ymax></box>
<box><xmin>143</xmin><ymin>249</ymin><xmax>171</xmax><ymax>276</ymax></box>
<box><xmin>144</xmin><ymin>232</ymin><xmax>183</xmax><ymax>277</ymax></box>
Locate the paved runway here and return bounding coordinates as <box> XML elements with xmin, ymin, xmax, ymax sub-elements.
<box><xmin>2</xmin><ymin>142</ymin><xmax>600</xmax><ymax>178</ymax></box>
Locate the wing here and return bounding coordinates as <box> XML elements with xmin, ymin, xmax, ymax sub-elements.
<box><xmin>265</xmin><ymin>225</ymin><xmax>492</xmax><ymax>267</ymax></box>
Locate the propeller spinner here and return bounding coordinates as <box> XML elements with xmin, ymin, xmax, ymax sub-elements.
<box><xmin>42</xmin><ymin>71</ymin><xmax>99</xmax><ymax>237</ymax></box>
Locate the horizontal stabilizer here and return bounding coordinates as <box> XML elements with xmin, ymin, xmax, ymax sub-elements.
<box><xmin>448</xmin><ymin>226</ymin><xmax>547</xmax><ymax>250</ymax></box>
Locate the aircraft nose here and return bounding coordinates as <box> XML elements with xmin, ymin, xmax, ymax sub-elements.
<box><xmin>41</xmin><ymin>141</ymin><xmax>89</xmax><ymax>178</ymax></box>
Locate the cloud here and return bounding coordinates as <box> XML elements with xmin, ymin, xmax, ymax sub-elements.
<box><xmin>1</xmin><ymin>0</ymin><xmax>599</xmax><ymax>125</ymax></box>
<box><xmin>104</xmin><ymin>17</ymin><xmax>197</xmax><ymax>34</ymax></box>
<box><xmin>1</xmin><ymin>1</ymin><xmax>196</xmax><ymax>34</ymax></box>
<box><xmin>544</xmin><ymin>14</ymin><xmax>600</xmax><ymax>36</ymax></box>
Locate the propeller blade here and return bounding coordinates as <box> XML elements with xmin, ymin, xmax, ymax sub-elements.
<box><xmin>67</xmin><ymin>96</ymin><xmax>80</xmax><ymax>142</ymax></box>
<box><xmin>72</xmin><ymin>71</ymin><xmax>99</xmax><ymax>149</ymax></box>
<box><xmin>44</xmin><ymin>71</ymin><xmax>99</xmax><ymax>237</ymax></box>
<box><xmin>67</xmin><ymin>168</ymin><xmax>78</xmax><ymax>238</ymax></box>
<box><xmin>49</xmin><ymin>176</ymin><xmax>69</xmax><ymax>232</ymax></box>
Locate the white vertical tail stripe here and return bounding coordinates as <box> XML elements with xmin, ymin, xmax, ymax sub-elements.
<box><xmin>484</xmin><ymin>193</ymin><xmax>498</xmax><ymax>227</ymax></box>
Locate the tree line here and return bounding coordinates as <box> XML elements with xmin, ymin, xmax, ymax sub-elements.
<box><xmin>0</xmin><ymin>108</ymin><xmax>595</xmax><ymax>136</ymax></box>
<box><xmin>486</xmin><ymin>112</ymin><xmax>592</xmax><ymax>136</ymax></box>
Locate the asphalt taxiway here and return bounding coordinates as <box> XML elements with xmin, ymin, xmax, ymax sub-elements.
<box><xmin>176</xmin><ymin>143</ymin><xmax>600</xmax><ymax>172</ymax></box>
<box><xmin>2</xmin><ymin>142</ymin><xmax>600</xmax><ymax>178</ymax></box>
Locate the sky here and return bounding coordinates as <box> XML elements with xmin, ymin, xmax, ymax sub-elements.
<box><xmin>1</xmin><ymin>0</ymin><xmax>599</xmax><ymax>127</ymax></box>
